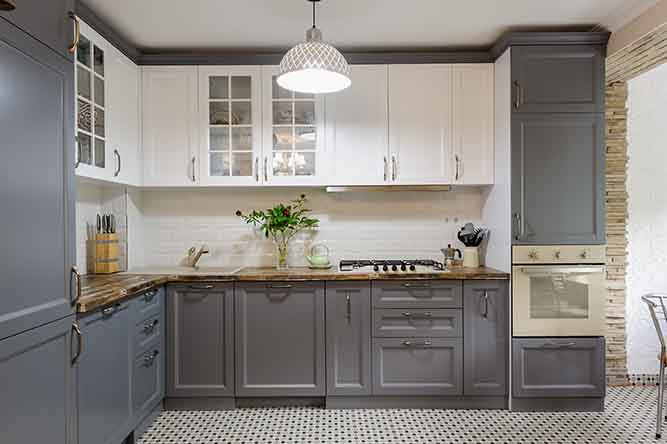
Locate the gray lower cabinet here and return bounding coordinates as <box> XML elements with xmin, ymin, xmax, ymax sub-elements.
<box><xmin>0</xmin><ymin>316</ymin><xmax>76</xmax><ymax>444</ymax></box>
<box><xmin>166</xmin><ymin>284</ymin><xmax>235</xmax><ymax>397</ymax></box>
<box><xmin>511</xmin><ymin>45</ymin><xmax>604</xmax><ymax>113</ymax></box>
<box><xmin>236</xmin><ymin>282</ymin><xmax>325</xmax><ymax>397</ymax></box>
<box><xmin>463</xmin><ymin>281</ymin><xmax>508</xmax><ymax>396</ymax></box>
<box><xmin>77</xmin><ymin>301</ymin><xmax>133</xmax><ymax>444</ymax></box>
<box><xmin>511</xmin><ymin>112</ymin><xmax>605</xmax><ymax>245</ymax></box>
<box><xmin>372</xmin><ymin>338</ymin><xmax>463</xmax><ymax>396</ymax></box>
<box><xmin>326</xmin><ymin>282</ymin><xmax>372</xmax><ymax>396</ymax></box>
<box><xmin>512</xmin><ymin>337</ymin><xmax>605</xmax><ymax>398</ymax></box>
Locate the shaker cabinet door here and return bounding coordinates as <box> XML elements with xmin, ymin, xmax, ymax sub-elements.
<box><xmin>326</xmin><ymin>282</ymin><xmax>372</xmax><ymax>396</ymax></box>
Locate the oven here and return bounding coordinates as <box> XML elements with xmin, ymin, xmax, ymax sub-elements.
<box><xmin>512</xmin><ymin>246</ymin><xmax>606</xmax><ymax>337</ymax></box>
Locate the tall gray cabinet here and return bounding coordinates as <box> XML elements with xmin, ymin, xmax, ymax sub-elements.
<box><xmin>511</xmin><ymin>45</ymin><xmax>606</xmax><ymax>245</ymax></box>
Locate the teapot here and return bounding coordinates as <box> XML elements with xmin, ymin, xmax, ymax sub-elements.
<box><xmin>441</xmin><ymin>244</ymin><xmax>462</xmax><ymax>268</ymax></box>
<box><xmin>306</xmin><ymin>243</ymin><xmax>331</xmax><ymax>268</ymax></box>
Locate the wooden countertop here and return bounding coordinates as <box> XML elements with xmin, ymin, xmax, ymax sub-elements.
<box><xmin>77</xmin><ymin>266</ymin><xmax>509</xmax><ymax>313</ymax></box>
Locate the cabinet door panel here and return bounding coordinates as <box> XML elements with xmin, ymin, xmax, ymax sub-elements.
<box><xmin>512</xmin><ymin>45</ymin><xmax>604</xmax><ymax>113</ymax></box>
<box><xmin>142</xmin><ymin>66</ymin><xmax>199</xmax><ymax>186</ymax></box>
<box><xmin>0</xmin><ymin>317</ymin><xmax>76</xmax><ymax>444</ymax></box>
<box><xmin>236</xmin><ymin>282</ymin><xmax>325</xmax><ymax>396</ymax></box>
<box><xmin>166</xmin><ymin>284</ymin><xmax>234</xmax><ymax>397</ymax></box>
<box><xmin>463</xmin><ymin>281</ymin><xmax>508</xmax><ymax>396</ymax></box>
<box><xmin>512</xmin><ymin>113</ymin><xmax>605</xmax><ymax>244</ymax></box>
<box><xmin>326</xmin><ymin>282</ymin><xmax>372</xmax><ymax>396</ymax></box>
<box><xmin>389</xmin><ymin>64</ymin><xmax>452</xmax><ymax>184</ymax></box>
<box><xmin>325</xmin><ymin>65</ymin><xmax>388</xmax><ymax>185</ymax></box>
<box><xmin>133</xmin><ymin>340</ymin><xmax>164</xmax><ymax>414</ymax></box>
<box><xmin>0</xmin><ymin>19</ymin><xmax>75</xmax><ymax>340</ymax></box>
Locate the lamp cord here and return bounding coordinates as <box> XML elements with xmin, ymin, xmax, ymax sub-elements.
<box><xmin>312</xmin><ymin>1</ymin><xmax>316</xmax><ymax>28</ymax></box>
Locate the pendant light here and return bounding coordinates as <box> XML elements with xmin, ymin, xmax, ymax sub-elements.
<box><xmin>277</xmin><ymin>0</ymin><xmax>351</xmax><ymax>94</ymax></box>
<box><xmin>0</xmin><ymin>0</ymin><xmax>16</xmax><ymax>11</ymax></box>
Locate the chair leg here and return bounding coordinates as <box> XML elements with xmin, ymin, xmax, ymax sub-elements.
<box><xmin>657</xmin><ymin>354</ymin><xmax>666</xmax><ymax>439</ymax></box>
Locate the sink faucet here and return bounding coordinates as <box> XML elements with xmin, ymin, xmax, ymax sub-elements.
<box><xmin>187</xmin><ymin>244</ymin><xmax>210</xmax><ymax>269</ymax></box>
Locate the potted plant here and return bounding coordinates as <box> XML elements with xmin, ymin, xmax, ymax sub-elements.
<box><xmin>236</xmin><ymin>195</ymin><xmax>319</xmax><ymax>270</ymax></box>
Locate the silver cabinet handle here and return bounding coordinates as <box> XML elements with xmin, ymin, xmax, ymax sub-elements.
<box><xmin>482</xmin><ymin>291</ymin><xmax>489</xmax><ymax>319</ymax></box>
<box><xmin>543</xmin><ymin>342</ymin><xmax>577</xmax><ymax>349</ymax></box>
<box><xmin>346</xmin><ymin>293</ymin><xmax>351</xmax><ymax>321</ymax></box>
<box><xmin>188</xmin><ymin>284</ymin><xmax>214</xmax><ymax>290</ymax></box>
<box><xmin>143</xmin><ymin>350</ymin><xmax>160</xmax><ymax>366</ymax></box>
<box><xmin>191</xmin><ymin>156</ymin><xmax>196</xmax><ymax>182</ymax></box>
<box><xmin>402</xmin><ymin>339</ymin><xmax>433</xmax><ymax>347</ymax></box>
<box><xmin>71</xmin><ymin>266</ymin><xmax>81</xmax><ymax>305</ymax></box>
<box><xmin>144</xmin><ymin>290</ymin><xmax>156</xmax><ymax>302</ymax></box>
<box><xmin>71</xmin><ymin>323</ymin><xmax>83</xmax><ymax>365</ymax></box>
<box><xmin>113</xmin><ymin>149</ymin><xmax>121</xmax><ymax>177</ymax></box>
<box><xmin>513</xmin><ymin>80</ymin><xmax>521</xmax><ymax>109</ymax></box>
<box><xmin>255</xmin><ymin>157</ymin><xmax>259</xmax><ymax>182</ymax></box>
<box><xmin>269</xmin><ymin>284</ymin><xmax>293</xmax><ymax>289</ymax></box>
<box><xmin>403</xmin><ymin>282</ymin><xmax>430</xmax><ymax>289</ymax></box>
<box><xmin>402</xmin><ymin>311</ymin><xmax>433</xmax><ymax>319</ymax></box>
<box><xmin>143</xmin><ymin>319</ymin><xmax>159</xmax><ymax>334</ymax></box>
<box><xmin>67</xmin><ymin>12</ymin><xmax>80</xmax><ymax>54</ymax></box>
<box><xmin>101</xmin><ymin>305</ymin><xmax>117</xmax><ymax>317</ymax></box>
<box><xmin>383</xmin><ymin>156</ymin><xmax>388</xmax><ymax>182</ymax></box>
<box><xmin>455</xmin><ymin>155</ymin><xmax>460</xmax><ymax>181</ymax></box>
<box><xmin>75</xmin><ymin>136</ymin><xmax>81</xmax><ymax>168</ymax></box>
<box><xmin>264</xmin><ymin>156</ymin><xmax>269</xmax><ymax>182</ymax></box>
<box><xmin>391</xmin><ymin>156</ymin><xmax>397</xmax><ymax>181</ymax></box>
<box><xmin>513</xmin><ymin>213</ymin><xmax>522</xmax><ymax>241</ymax></box>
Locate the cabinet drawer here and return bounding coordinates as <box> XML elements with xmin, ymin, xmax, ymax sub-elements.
<box><xmin>133</xmin><ymin>341</ymin><xmax>163</xmax><ymax>413</ymax></box>
<box><xmin>133</xmin><ymin>287</ymin><xmax>163</xmax><ymax>319</ymax></box>
<box><xmin>372</xmin><ymin>281</ymin><xmax>462</xmax><ymax>309</ymax></box>
<box><xmin>372</xmin><ymin>338</ymin><xmax>462</xmax><ymax>396</ymax></box>
<box><xmin>373</xmin><ymin>309</ymin><xmax>462</xmax><ymax>338</ymax></box>
<box><xmin>134</xmin><ymin>311</ymin><xmax>162</xmax><ymax>351</ymax></box>
<box><xmin>512</xmin><ymin>337</ymin><xmax>605</xmax><ymax>398</ymax></box>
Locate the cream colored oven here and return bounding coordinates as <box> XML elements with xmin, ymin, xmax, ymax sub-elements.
<box><xmin>512</xmin><ymin>246</ymin><xmax>606</xmax><ymax>337</ymax></box>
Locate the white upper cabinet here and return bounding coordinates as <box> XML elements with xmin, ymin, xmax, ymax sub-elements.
<box><xmin>142</xmin><ymin>66</ymin><xmax>199</xmax><ymax>187</ymax></box>
<box><xmin>75</xmin><ymin>21</ymin><xmax>110</xmax><ymax>182</ymax></box>
<box><xmin>324</xmin><ymin>65</ymin><xmax>389</xmax><ymax>185</ymax></box>
<box><xmin>198</xmin><ymin>66</ymin><xmax>262</xmax><ymax>186</ymax></box>
<box><xmin>452</xmin><ymin>64</ymin><xmax>494</xmax><ymax>185</ymax></box>
<box><xmin>106</xmin><ymin>45</ymin><xmax>142</xmax><ymax>186</ymax></box>
<box><xmin>261</xmin><ymin>66</ymin><xmax>325</xmax><ymax>186</ymax></box>
<box><xmin>388</xmin><ymin>64</ymin><xmax>453</xmax><ymax>185</ymax></box>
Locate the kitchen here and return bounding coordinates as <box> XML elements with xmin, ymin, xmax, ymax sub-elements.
<box><xmin>1</xmin><ymin>0</ymin><xmax>665</xmax><ymax>443</ymax></box>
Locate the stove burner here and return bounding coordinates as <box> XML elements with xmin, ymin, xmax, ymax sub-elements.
<box><xmin>339</xmin><ymin>259</ymin><xmax>445</xmax><ymax>272</ymax></box>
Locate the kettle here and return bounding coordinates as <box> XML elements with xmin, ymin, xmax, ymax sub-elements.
<box><xmin>306</xmin><ymin>243</ymin><xmax>331</xmax><ymax>268</ymax></box>
<box><xmin>441</xmin><ymin>244</ymin><xmax>462</xmax><ymax>267</ymax></box>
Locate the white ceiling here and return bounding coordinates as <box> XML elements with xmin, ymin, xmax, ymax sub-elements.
<box><xmin>83</xmin><ymin>0</ymin><xmax>659</xmax><ymax>50</ymax></box>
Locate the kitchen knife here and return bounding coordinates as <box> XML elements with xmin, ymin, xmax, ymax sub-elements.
<box><xmin>110</xmin><ymin>214</ymin><xmax>115</xmax><ymax>234</ymax></box>
<box><xmin>97</xmin><ymin>214</ymin><xmax>101</xmax><ymax>234</ymax></box>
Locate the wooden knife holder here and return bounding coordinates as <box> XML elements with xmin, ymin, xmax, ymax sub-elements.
<box><xmin>90</xmin><ymin>233</ymin><xmax>121</xmax><ymax>274</ymax></box>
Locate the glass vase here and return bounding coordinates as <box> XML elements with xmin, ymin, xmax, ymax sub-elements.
<box><xmin>274</xmin><ymin>239</ymin><xmax>289</xmax><ymax>270</ymax></box>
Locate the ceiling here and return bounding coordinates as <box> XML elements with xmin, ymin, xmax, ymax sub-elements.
<box><xmin>82</xmin><ymin>0</ymin><xmax>658</xmax><ymax>51</ymax></box>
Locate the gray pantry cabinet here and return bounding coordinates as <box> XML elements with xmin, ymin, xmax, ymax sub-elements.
<box><xmin>0</xmin><ymin>0</ymin><xmax>75</xmax><ymax>60</ymax></box>
<box><xmin>235</xmin><ymin>282</ymin><xmax>326</xmax><ymax>397</ymax></box>
<box><xmin>463</xmin><ymin>280</ymin><xmax>508</xmax><ymax>396</ymax></box>
<box><xmin>511</xmin><ymin>45</ymin><xmax>605</xmax><ymax>113</ymax></box>
<box><xmin>166</xmin><ymin>284</ymin><xmax>235</xmax><ymax>397</ymax></box>
<box><xmin>0</xmin><ymin>316</ymin><xmax>77</xmax><ymax>444</ymax></box>
<box><xmin>0</xmin><ymin>17</ymin><xmax>76</xmax><ymax>341</ymax></box>
<box><xmin>325</xmin><ymin>282</ymin><xmax>372</xmax><ymax>396</ymax></box>
<box><xmin>511</xmin><ymin>113</ymin><xmax>605</xmax><ymax>245</ymax></box>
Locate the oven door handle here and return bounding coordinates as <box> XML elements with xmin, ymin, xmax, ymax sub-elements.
<box><xmin>519</xmin><ymin>266</ymin><xmax>605</xmax><ymax>274</ymax></box>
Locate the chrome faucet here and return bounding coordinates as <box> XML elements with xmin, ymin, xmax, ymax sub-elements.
<box><xmin>187</xmin><ymin>244</ymin><xmax>210</xmax><ymax>269</ymax></box>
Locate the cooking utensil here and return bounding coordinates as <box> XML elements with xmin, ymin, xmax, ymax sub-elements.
<box><xmin>457</xmin><ymin>224</ymin><xmax>489</xmax><ymax>247</ymax></box>
<box><xmin>110</xmin><ymin>214</ymin><xmax>115</xmax><ymax>234</ymax></box>
<box><xmin>97</xmin><ymin>214</ymin><xmax>101</xmax><ymax>234</ymax></box>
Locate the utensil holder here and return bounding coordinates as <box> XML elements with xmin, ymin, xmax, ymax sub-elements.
<box><xmin>463</xmin><ymin>247</ymin><xmax>480</xmax><ymax>268</ymax></box>
<box><xmin>90</xmin><ymin>233</ymin><xmax>121</xmax><ymax>274</ymax></box>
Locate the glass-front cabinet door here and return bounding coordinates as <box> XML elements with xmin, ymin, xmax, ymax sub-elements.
<box><xmin>198</xmin><ymin>66</ymin><xmax>261</xmax><ymax>185</ymax></box>
<box><xmin>261</xmin><ymin>66</ymin><xmax>325</xmax><ymax>185</ymax></box>
<box><xmin>75</xmin><ymin>22</ymin><xmax>108</xmax><ymax>180</ymax></box>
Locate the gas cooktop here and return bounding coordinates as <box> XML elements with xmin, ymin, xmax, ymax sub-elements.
<box><xmin>339</xmin><ymin>259</ymin><xmax>445</xmax><ymax>273</ymax></box>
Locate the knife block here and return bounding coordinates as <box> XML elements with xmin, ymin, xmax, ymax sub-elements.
<box><xmin>90</xmin><ymin>233</ymin><xmax>121</xmax><ymax>274</ymax></box>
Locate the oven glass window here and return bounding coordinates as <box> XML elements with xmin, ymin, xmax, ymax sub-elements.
<box><xmin>529</xmin><ymin>274</ymin><xmax>589</xmax><ymax>319</ymax></box>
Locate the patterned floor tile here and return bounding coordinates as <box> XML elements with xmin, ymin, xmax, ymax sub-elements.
<box><xmin>139</xmin><ymin>386</ymin><xmax>663</xmax><ymax>444</ymax></box>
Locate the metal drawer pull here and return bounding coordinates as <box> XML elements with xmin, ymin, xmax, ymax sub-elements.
<box><xmin>71</xmin><ymin>323</ymin><xmax>83</xmax><ymax>365</ymax></box>
<box><xmin>143</xmin><ymin>350</ymin><xmax>160</xmax><ymax>366</ymax></box>
<box><xmin>402</xmin><ymin>312</ymin><xmax>433</xmax><ymax>319</ymax></box>
<box><xmin>101</xmin><ymin>305</ymin><xmax>117</xmax><ymax>317</ymax></box>
<box><xmin>513</xmin><ymin>80</ymin><xmax>521</xmax><ymax>109</ymax></box>
<box><xmin>113</xmin><ymin>149</ymin><xmax>121</xmax><ymax>177</ymax></box>
<box><xmin>191</xmin><ymin>156</ymin><xmax>197</xmax><ymax>182</ymax></box>
<box><xmin>482</xmin><ymin>291</ymin><xmax>489</xmax><ymax>319</ymax></box>
<box><xmin>391</xmin><ymin>156</ymin><xmax>397</xmax><ymax>181</ymax></box>
<box><xmin>402</xmin><ymin>340</ymin><xmax>433</xmax><ymax>347</ymax></box>
<box><xmin>264</xmin><ymin>157</ymin><xmax>269</xmax><ymax>182</ymax></box>
<box><xmin>270</xmin><ymin>284</ymin><xmax>293</xmax><ymax>289</ymax></box>
<box><xmin>544</xmin><ymin>342</ymin><xmax>577</xmax><ymax>349</ymax></box>
<box><xmin>188</xmin><ymin>284</ymin><xmax>214</xmax><ymax>290</ymax></box>
<box><xmin>143</xmin><ymin>319</ymin><xmax>159</xmax><ymax>334</ymax></box>
<box><xmin>67</xmin><ymin>12</ymin><xmax>80</xmax><ymax>54</ymax></box>
<box><xmin>144</xmin><ymin>290</ymin><xmax>156</xmax><ymax>302</ymax></box>
<box><xmin>383</xmin><ymin>156</ymin><xmax>388</xmax><ymax>182</ymax></box>
<box><xmin>71</xmin><ymin>266</ymin><xmax>81</xmax><ymax>305</ymax></box>
<box><xmin>255</xmin><ymin>157</ymin><xmax>259</xmax><ymax>182</ymax></box>
<box><xmin>402</xmin><ymin>283</ymin><xmax>430</xmax><ymax>289</ymax></box>
<box><xmin>346</xmin><ymin>293</ymin><xmax>351</xmax><ymax>321</ymax></box>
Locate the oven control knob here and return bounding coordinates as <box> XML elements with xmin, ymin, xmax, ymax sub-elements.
<box><xmin>382</xmin><ymin>264</ymin><xmax>389</xmax><ymax>272</ymax></box>
<box><xmin>554</xmin><ymin>251</ymin><xmax>561</xmax><ymax>259</ymax></box>
<box><xmin>528</xmin><ymin>250</ymin><xmax>539</xmax><ymax>260</ymax></box>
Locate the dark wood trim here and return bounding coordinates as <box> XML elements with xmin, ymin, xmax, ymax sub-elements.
<box><xmin>490</xmin><ymin>31</ymin><xmax>611</xmax><ymax>60</ymax></box>
<box><xmin>74</xmin><ymin>0</ymin><xmax>140</xmax><ymax>63</ymax></box>
<box><xmin>74</xmin><ymin>2</ymin><xmax>610</xmax><ymax>66</ymax></box>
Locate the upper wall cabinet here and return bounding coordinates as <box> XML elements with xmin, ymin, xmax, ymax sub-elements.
<box><xmin>511</xmin><ymin>46</ymin><xmax>604</xmax><ymax>113</ymax></box>
<box><xmin>452</xmin><ymin>64</ymin><xmax>494</xmax><ymax>185</ymax></box>
<box><xmin>142</xmin><ymin>66</ymin><xmax>199</xmax><ymax>187</ymax></box>
<box><xmin>324</xmin><ymin>65</ymin><xmax>389</xmax><ymax>185</ymax></box>
<box><xmin>0</xmin><ymin>0</ymin><xmax>75</xmax><ymax>60</ymax></box>
<box><xmin>261</xmin><ymin>66</ymin><xmax>326</xmax><ymax>186</ymax></box>
<box><xmin>198</xmin><ymin>66</ymin><xmax>262</xmax><ymax>186</ymax></box>
<box><xmin>388</xmin><ymin>64</ymin><xmax>453</xmax><ymax>185</ymax></box>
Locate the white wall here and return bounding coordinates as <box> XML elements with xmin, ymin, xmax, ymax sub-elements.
<box><xmin>627</xmin><ymin>61</ymin><xmax>667</xmax><ymax>374</ymax></box>
<box><xmin>132</xmin><ymin>188</ymin><xmax>485</xmax><ymax>269</ymax></box>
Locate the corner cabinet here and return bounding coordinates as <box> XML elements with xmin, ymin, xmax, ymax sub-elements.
<box><xmin>235</xmin><ymin>282</ymin><xmax>326</xmax><ymax>397</ymax></box>
<box><xmin>142</xmin><ymin>66</ymin><xmax>199</xmax><ymax>186</ymax></box>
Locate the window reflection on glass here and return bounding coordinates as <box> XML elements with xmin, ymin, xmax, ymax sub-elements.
<box><xmin>294</xmin><ymin>152</ymin><xmax>315</xmax><ymax>176</ymax></box>
<box><xmin>294</xmin><ymin>101</ymin><xmax>315</xmax><ymax>125</ymax></box>
<box><xmin>94</xmin><ymin>138</ymin><xmax>105</xmax><ymax>168</ymax></box>
<box><xmin>232</xmin><ymin>152</ymin><xmax>253</xmax><ymax>176</ymax></box>
<box><xmin>210</xmin><ymin>152</ymin><xmax>230</xmax><ymax>176</ymax></box>
<box><xmin>94</xmin><ymin>76</ymin><xmax>104</xmax><ymax>107</ymax></box>
<box><xmin>210</xmin><ymin>127</ymin><xmax>229</xmax><ymax>151</ymax></box>
<box><xmin>273</xmin><ymin>102</ymin><xmax>292</xmax><ymax>125</ymax></box>
<box><xmin>78</xmin><ymin>134</ymin><xmax>92</xmax><ymax>165</ymax></box>
<box><xmin>273</xmin><ymin>127</ymin><xmax>292</xmax><ymax>151</ymax></box>
<box><xmin>230</xmin><ymin>102</ymin><xmax>251</xmax><ymax>125</ymax></box>
<box><xmin>94</xmin><ymin>107</ymin><xmax>105</xmax><ymax>137</ymax></box>
<box><xmin>209</xmin><ymin>76</ymin><xmax>229</xmax><ymax>99</ymax></box>
<box><xmin>77</xmin><ymin>35</ymin><xmax>91</xmax><ymax>67</ymax></box>
<box><xmin>232</xmin><ymin>127</ymin><xmax>252</xmax><ymax>151</ymax></box>
<box><xmin>273</xmin><ymin>152</ymin><xmax>294</xmax><ymax>176</ymax></box>
<box><xmin>231</xmin><ymin>76</ymin><xmax>251</xmax><ymax>99</ymax></box>
<box><xmin>529</xmin><ymin>275</ymin><xmax>589</xmax><ymax>319</ymax></box>
<box><xmin>77</xmin><ymin>66</ymin><xmax>91</xmax><ymax>100</ymax></box>
<box><xmin>93</xmin><ymin>46</ymin><xmax>104</xmax><ymax>77</ymax></box>
<box><xmin>295</xmin><ymin>127</ymin><xmax>316</xmax><ymax>150</ymax></box>
<box><xmin>209</xmin><ymin>102</ymin><xmax>229</xmax><ymax>125</ymax></box>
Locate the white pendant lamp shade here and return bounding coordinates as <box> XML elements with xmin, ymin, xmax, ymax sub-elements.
<box><xmin>277</xmin><ymin>2</ymin><xmax>351</xmax><ymax>94</ymax></box>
